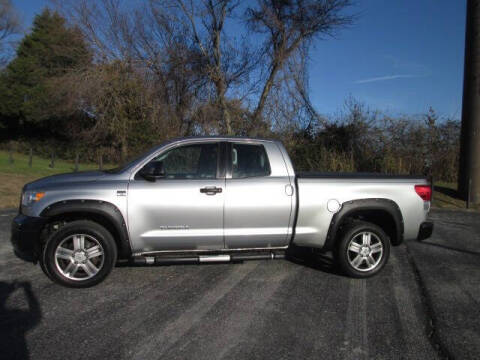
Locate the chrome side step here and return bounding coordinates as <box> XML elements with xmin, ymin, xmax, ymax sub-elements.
<box><xmin>131</xmin><ymin>252</ymin><xmax>285</xmax><ymax>265</ymax></box>
<box><xmin>199</xmin><ymin>255</ymin><xmax>231</xmax><ymax>263</ymax></box>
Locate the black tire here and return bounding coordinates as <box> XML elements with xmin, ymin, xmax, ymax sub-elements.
<box><xmin>335</xmin><ymin>220</ymin><xmax>390</xmax><ymax>278</ymax></box>
<box><xmin>38</xmin><ymin>253</ymin><xmax>52</xmax><ymax>280</ymax></box>
<box><xmin>43</xmin><ymin>220</ymin><xmax>117</xmax><ymax>288</ymax></box>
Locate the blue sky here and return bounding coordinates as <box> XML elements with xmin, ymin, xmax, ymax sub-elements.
<box><xmin>13</xmin><ymin>0</ymin><xmax>467</xmax><ymax>119</ymax></box>
<box><xmin>308</xmin><ymin>0</ymin><xmax>466</xmax><ymax>118</ymax></box>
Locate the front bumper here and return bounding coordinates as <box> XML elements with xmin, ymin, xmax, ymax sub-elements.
<box><xmin>417</xmin><ymin>221</ymin><xmax>434</xmax><ymax>241</ymax></box>
<box><xmin>11</xmin><ymin>214</ymin><xmax>47</xmax><ymax>262</ymax></box>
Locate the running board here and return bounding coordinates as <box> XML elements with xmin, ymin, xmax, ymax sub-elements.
<box><xmin>131</xmin><ymin>252</ymin><xmax>285</xmax><ymax>265</ymax></box>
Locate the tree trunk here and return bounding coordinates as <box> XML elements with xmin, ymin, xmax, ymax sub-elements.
<box><xmin>121</xmin><ymin>141</ymin><xmax>128</xmax><ymax>165</ymax></box>
<box><xmin>28</xmin><ymin>148</ymin><xmax>33</xmax><ymax>168</ymax></box>
<box><xmin>217</xmin><ymin>90</ymin><xmax>232</xmax><ymax>135</ymax></box>
<box><xmin>251</xmin><ymin>61</ymin><xmax>281</xmax><ymax>132</ymax></box>
<box><xmin>210</xmin><ymin>2</ymin><xmax>231</xmax><ymax>135</ymax></box>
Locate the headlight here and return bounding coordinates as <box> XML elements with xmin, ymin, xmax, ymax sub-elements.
<box><xmin>22</xmin><ymin>191</ymin><xmax>46</xmax><ymax>207</ymax></box>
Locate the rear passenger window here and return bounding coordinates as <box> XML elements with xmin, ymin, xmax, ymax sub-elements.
<box><xmin>231</xmin><ymin>143</ymin><xmax>271</xmax><ymax>178</ymax></box>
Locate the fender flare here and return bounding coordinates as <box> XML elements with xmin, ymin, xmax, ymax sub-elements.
<box><xmin>323</xmin><ymin>198</ymin><xmax>404</xmax><ymax>251</ymax></box>
<box><xmin>40</xmin><ymin>200</ymin><xmax>131</xmax><ymax>258</ymax></box>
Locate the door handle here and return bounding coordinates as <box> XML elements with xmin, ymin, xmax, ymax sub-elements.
<box><xmin>200</xmin><ymin>186</ymin><xmax>223</xmax><ymax>195</ymax></box>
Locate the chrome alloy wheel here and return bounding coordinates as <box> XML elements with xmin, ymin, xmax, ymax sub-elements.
<box><xmin>54</xmin><ymin>234</ymin><xmax>105</xmax><ymax>281</ymax></box>
<box><xmin>346</xmin><ymin>231</ymin><xmax>383</xmax><ymax>272</ymax></box>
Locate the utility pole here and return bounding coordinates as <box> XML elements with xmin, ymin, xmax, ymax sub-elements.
<box><xmin>458</xmin><ymin>0</ymin><xmax>480</xmax><ymax>204</ymax></box>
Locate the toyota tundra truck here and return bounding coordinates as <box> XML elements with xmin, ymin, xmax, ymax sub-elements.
<box><xmin>11</xmin><ymin>136</ymin><xmax>433</xmax><ymax>287</ymax></box>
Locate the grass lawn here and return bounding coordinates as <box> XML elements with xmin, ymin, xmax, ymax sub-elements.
<box><xmin>0</xmin><ymin>151</ymin><xmax>108</xmax><ymax>209</ymax></box>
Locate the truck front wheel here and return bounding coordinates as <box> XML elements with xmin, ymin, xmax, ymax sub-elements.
<box><xmin>42</xmin><ymin>220</ymin><xmax>117</xmax><ymax>288</ymax></box>
<box><xmin>336</xmin><ymin>221</ymin><xmax>390</xmax><ymax>278</ymax></box>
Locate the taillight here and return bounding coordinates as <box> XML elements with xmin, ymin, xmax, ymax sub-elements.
<box><xmin>415</xmin><ymin>185</ymin><xmax>432</xmax><ymax>201</ymax></box>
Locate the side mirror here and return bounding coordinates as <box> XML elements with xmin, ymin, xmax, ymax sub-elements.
<box><xmin>139</xmin><ymin>161</ymin><xmax>165</xmax><ymax>182</ymax></box>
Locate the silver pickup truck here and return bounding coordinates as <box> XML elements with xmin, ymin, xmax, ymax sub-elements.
<box><xmin>11</xmin><ymin>136</ymin><xmax>433</xmax><ymax>287</ymax></box>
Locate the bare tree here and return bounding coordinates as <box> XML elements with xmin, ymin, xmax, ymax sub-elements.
<box><xmin>132</xmin><ymin>3</ymin><xmax>209</xmax><ymax>135</ymax></box>
<box><xmin>157</xmin><ymin>0</ymin><xmax>257</xmax><ymax>134</ymax></box>
<box><xmin>289</xmin><ymin>46</ymin><xmax>326</xmax><ymax>128</ymax></box>
<box><xmin>0</xmin><ymin>0</ymin><xmax>21</xmax><ymax>66</ymax></box>
<box><xmin>246</xmin><ymin>0</ymin><xmax>353</xmax><ymax>128</ymax></box>
<box><xmin>54</xmin><ymin>0</ymin><xmax>354</xmax><ymax>139</ymax></box>
<box><xmin>55</xmin><ymin>0</ymin><xmax>209</xmax><ymax>136</ymax></box>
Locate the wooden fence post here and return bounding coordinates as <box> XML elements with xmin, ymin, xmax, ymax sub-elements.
<box><xmin>74</xmin><ymin>151</ymin><xmax>79</xmax><ymax>172</ymax></box>
<box><xmin>98</xmin><ymin>152</ymin><xmax>103</xmax><ymax>170</ymax></box>
<box><xmin>28</xmin><ymin>148</ymin><xmax>33</xmax><ymax>168</ymax></box>
<box><xmin>8</xmin><ymin>143</ymin><xmax>14</xmax><ymax>164</ymax></box>
<box><xmin>49</xmin><ymin>151</ymin><xmax>55</xmax><ymax>168</ymax></box>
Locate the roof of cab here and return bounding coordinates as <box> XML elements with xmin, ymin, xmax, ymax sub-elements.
<box><xmin>165</xmin><ymin>135</ymin><xmax>276</xmax><ymax>144</ymax></box>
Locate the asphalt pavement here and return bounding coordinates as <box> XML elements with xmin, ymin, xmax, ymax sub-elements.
<box><xmin>0</xmin><ymin>209</ymin><xmax>478</xmax><ymax>360</ymax></box>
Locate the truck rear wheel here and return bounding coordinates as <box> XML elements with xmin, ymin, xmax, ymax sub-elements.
<box><xmin>336</xmin><ymin>220</ymin><xmax>390</xmax><ymax>278</ymax></box>
<box><xmin>42</xmin><ymin>220</ymin><xmax>117</xmax><ymax>288</ymax></box>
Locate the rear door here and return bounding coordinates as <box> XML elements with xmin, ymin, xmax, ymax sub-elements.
<box><xmin>224</xmin><ymin>142</ymin><xmax>293</xmax><ymax>249</ymax></box>
<box><xmin>127</xmin><ymin>142</ymin><xmax>226</xmax><ymax>253</ymax></box>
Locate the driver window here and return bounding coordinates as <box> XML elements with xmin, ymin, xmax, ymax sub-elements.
<box><xmin>147</xmin><ymin>143</ymin><xmax>218</xmax><ymax>179</ymax></box>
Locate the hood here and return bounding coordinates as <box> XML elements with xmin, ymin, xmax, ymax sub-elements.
<box><xmin>24</xmin><ymin>171</ymin><xmax>106</xmax><ymax>190</ymax></box>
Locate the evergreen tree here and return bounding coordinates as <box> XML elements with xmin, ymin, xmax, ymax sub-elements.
<box><xmin>0</xmin><ymin>8</ymin><xmax>91</xmax><ymax>138</ymax></box>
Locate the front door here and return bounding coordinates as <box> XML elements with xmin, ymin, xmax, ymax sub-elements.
<box><xmin>127</xmin><ymin>142</ymin><xmax>225</xmax><ymax>253</ymax></box>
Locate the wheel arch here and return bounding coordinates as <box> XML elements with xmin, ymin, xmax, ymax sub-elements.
<box><xmin>324</xmin><ymin>198</ymin><xmax>404</xmax><ymax>251</ymax></box>
<box><xmin>40</xmin><ymin>200</ymin><xmax>131</xmax><ymax>259</ymax></box>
